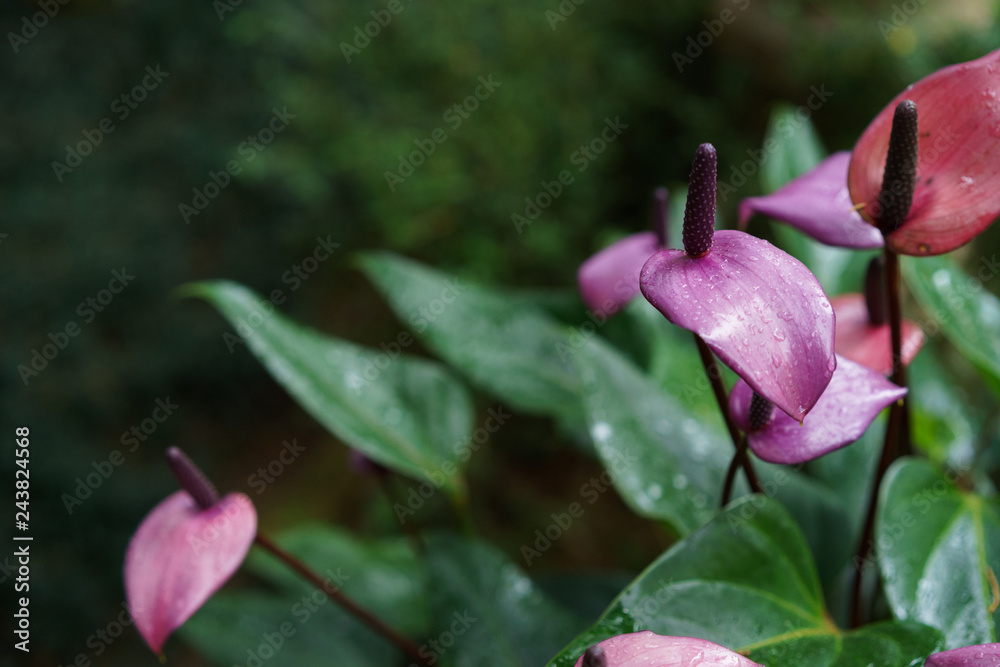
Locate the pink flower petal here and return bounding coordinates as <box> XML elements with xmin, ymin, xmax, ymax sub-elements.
<box><xmin>739</xmin><ymin>152</ymin><xmax>883</xmax><ymax>249</ymax></box>
<box><xmin>573</xmin><ymin>631</ymin><xmax>762</xmax><ymax>667</ymax></box>
<box><xmin>848</xmin><ymin>50</ymin><xmax>1000</xmax><ymax>256</ymax></box>
<box><xmin>831</xmin><ymin>293</ymin><xmax>925</xmax><ymax>375</ymax></box>
<box><xmin>640</xmin><ymin>230</ymin><xmax>835</xmax><ymax>421</ymax></box>
<box><xmin>926</xmin><ymin>643</ymin><xmax>1000</xmax><ymax>666</ymax></box>
<box><xmin>730</xmin><ymin>355</ymin><xmax>906</xmax><ymax>464</ymax></box>
<box><xmin>578</xmin><ymin>232</ymin><xmax>660</xmax><ymax>315</ymax></box>
<box><xmin>125</xmin><ymin>491</ymin><xmax>257</xmax><ymax>654</ymax></box>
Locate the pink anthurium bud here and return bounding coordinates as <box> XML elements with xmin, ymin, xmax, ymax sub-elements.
<box><xmin>640</xmin><ymin>143</ymin><xmax>836</xmax><ymax>422</ymax></box>
<box><xmin>739</xmin><ymin>152</ymin><xmax>883</xmax><ymax>249</ymax></box>
<box><xmin>577</xmin><ymin>188</ymin><xmax>668</xmax><ymax>316</ymax></box>
<box><xmin>925</xmin><ymin>643</ymin><xmax>1000</xmax><ymax>666</ymax></box>
<box><xmin>729</xmin><ymin>355</ymin><xmax>906</xmax><ymax>464</ymax></box>
<box><xmin>124</xmin><ymin>447</ymin><xmax>257</xmax><ymax>656</ymax></box>
<box><xmin>849</xmin><ymin>50</ymin><xmax>1000</xmax><ymax>255</ymax></box>
<box><xmin>831</xmin><ymin>258</ymin><xmax>924</xmax><ymax>375</ymax></box>
<box><xmin>572</xmin><ymin>631</ymin><xmax>762</xmax><ymax>667</ymax></box>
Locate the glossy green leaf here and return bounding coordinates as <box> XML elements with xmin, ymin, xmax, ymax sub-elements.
<box><xmin>426</xmin><ymin>535</ymin><xmax>583</xmax><ymax>667</ymax></box>
<box><xmin>902</xmin><ymin>254</ymin><xmax>1000</xmax><ymax>398</ymax></box>
<box><xmin>908</xmin><ymin>348</ymin><xmax>982</xmax><ymax>470</ymax></box>
<box><xmin>571</xmin><ymin>334</ymin><xmax>731</xmax><ymax>535</ymax></box>
<box><xmin>182</xmin><ymin>526</ymin><xmax>427</xmax><ymax>666</ymax></box>
<box><xmin>548</xmin><ymin>496</ymin><xmax>943</xmax><ymax>667</ymax></box>
<box><xmin>359</xmin><ymin>252</ymin><xmax>582</xmax><ymax>419</ymax></box>
<box><xmin>183</xmin><ymin>280</ymin><xmax>472</xmax><ymax>499</ymax></box>
<box><xmin>877</xmin><ymin>458</ymin><xmax>1000</xmax><ymax>648</ymax></box>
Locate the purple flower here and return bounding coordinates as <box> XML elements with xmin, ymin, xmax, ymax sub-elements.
<box><xmin>124</xmin><ymin>447</ymin><xmax>257</xmax><ymax>656</ymax></box>
<box><xmin>577</xmin><ymin>188</ymin><xmax>668</xmax><ymax>316</ymax></box>
<box><xmin>739</xmin><ymin>152</ymin><xmax>883</xmax><ymax>249</ymax></box>
<box><xmin>573</xmin><ymin>631</ymin><xmax>762</xmax><ymax>667</ymax></box>
<box><xmin>640</xmin><ymin>143</ymin><xmax>836</xmax><ymax>422</ymax></box>
<box><xmin>925</xmin><ymin>643</ymin><xmax>1000</xmax><ymax>666</ymax></box>
<box><xmin>728</xmin><ymin>355</ymin><xmax>906</xmax><ymax>464</ymax></box>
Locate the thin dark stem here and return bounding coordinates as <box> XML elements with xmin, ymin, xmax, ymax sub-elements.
<box><xmin>885</xmin><ymin>249</ymin><xmax>909</xmax><ymax>449</ymax></box>
<box><xmin>694</xmin><ymin>334</ymin><xmax>762</xmax><ymax>495</ymax></box>
<box><xmin>721</xmin><ymin>435</ymin><xmax>750</xmax><ymax>507</ymax></box>
<box><xmin>254</xmin><ymin>533</ymin><xmax>432</xmax><ymax>666</ymax></box>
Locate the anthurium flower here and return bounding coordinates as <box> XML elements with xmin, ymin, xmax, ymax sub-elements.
<box><xmin>125</xmin><ymin>447</ymin><xmax>257</xmax><ymax>656</ymax></box>
<box><xmin>738</xmin><ymin>152</ymin><xmax>883</xmax><ymax>249</ymax></box>
<box><xmin>573</xmin><ymin>631</ymin><xmax>762</xmax><ymax>667</ymax></box>
<box><xmin>578</xmin><ymin>188</ymin><xmax>668</xmax><ymax>315</ymax></box>
<box><xmin>640</xmin><ymin>143</ymin><xmax>836</xmax><ymax>421</ymax></box>
<box><xmin>925</xmin><ymin>643</ymin><xmax>1000</xmax><ymax>666</ymax></box>
<box><xmin>831</xmin><ymin>257</ymin><xmax>924</xmax><ymax>375</ymax></box>
<box><xmin>729</xmin><ymin>354</ymin><xmax>906</xmax><ymax>464</ymax></box>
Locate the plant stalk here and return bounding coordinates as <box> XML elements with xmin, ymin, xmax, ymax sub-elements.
<box><xmin>254</xmin><ymin>533</ymin><xmax>432</xmax><ymax>666</ymax></box>
<box><xmin>721</xmin><ymin>434</ymin><xmax>750</xmax><ymax>507</ymax></box>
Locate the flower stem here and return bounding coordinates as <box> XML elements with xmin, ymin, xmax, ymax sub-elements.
<box><xmin>694</xmin><ymin>334</ymin><xmax>762</xmax><ymax>495</ymax></box>
<box><xmin>253</xmin><ymin>533</ymin><xmax>432</xmax><ymax>666</ymax></box>
<box><xmin>721</xmin><ymin>434</ymin><xmax>750</xmax><ymax>507</ymax></box>
<box><xmin>850</xmin><ymin>248</ymin><xmax>909</xmax><ymax>627</ymax></box>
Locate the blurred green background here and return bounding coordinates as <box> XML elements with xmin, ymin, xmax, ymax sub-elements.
<box><xmin>4</xmin><ymin>0</ymin><xmax>1000</xmax><ymax>663</ymax></box>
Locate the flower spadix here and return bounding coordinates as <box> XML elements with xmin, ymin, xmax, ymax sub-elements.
<box><xmin>578</xmin><ymin>188</ymin><xmax>668</xmax><ymax>315</ymax></box>
<box><xmin>640</xmin><ymin>143</ymin><xmax>836</xmax><ymax>421</ymax></box>
<box><xmin>573</xmin><ymin>631</ymin><xmax>762</xmax><ymax>667</ymax></box>
<box><xmin>124</xmin><ymin>447</ymin><xmax>257</xmax><ymax>656</ymax></box>
<box><xmin>729</xmin><ymin>355</ymin><xmax>906</xmax><ymax>464</ymax></box>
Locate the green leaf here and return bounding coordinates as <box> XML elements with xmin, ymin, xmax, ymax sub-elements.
<box><xmin>571</xmin><ymin>334</ymin><xmax>731</xmax><ymax>535</ymax></box>
<box><xmin>182</xmin><ymin>526</ymin><xmax>427</xmax><ymax>666</ymax></box>
<box><xmin>877</xmin><ymin>457</ymin><xmax>1000</xmax><ymax>648</ymax></box>
<box><xmin>902</xmin><ymin>254</ymin><xmax>1000</xmax><ymax>399</ymax></box>
<box><xmin>426</xmin><ymin>535</ymin><xmax>583</xmax><ymax>667</ymax></box>
<box><xmin>908</xmin><ymin>348</ymin><xmax>983</xmax><ymax>470</ymax></box>
<box><xmin>182</xmin><ymin>280</ymin><xmax>472</xmax><ymax>499</ymax></box>
<box><xmin>760</xmin><ymin>103</ymin><xmax>827</xmax><ymax>195</ymax></box>
<box><xmin>548</xmin><ymin>496</ymin><xmax>943</xmax><ymax>667</ymax></box>
<box><xmin>359</xmin><ymin>252</ymin><xmax>582</xmax><ymax>420</ymax></box>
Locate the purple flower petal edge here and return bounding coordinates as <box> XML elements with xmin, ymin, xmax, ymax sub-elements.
<box><xmin>641</xmin><ymin>230</ymin><xmax>835</xmax><ymax>421</ymax></box>
<box><xmin>572</xmin><ymin>631</ymin><xmax>762</xmax><ymax>667</ymax></box>
<box><xmin>730</xmin><ymin>355</ymin><xmax>906</xmax><ymax>464</ymax></box>
<box><xmin>125</xmin><ymin>490</ymin><xmax>257</xmax><ymax>654</ymax></box>
<box><xmin>739</xmin><ymin>152</ymin><xmax>884</xmax><ymax>250</ymax></box>
<box><xmin>926</xmin><ymin>643</ymin><xmax>1000</xmax><ymax>666</ymax></box>
<box><xmin>578</xmin><ymin>231</ymin><xmax>660</xmax><ymax>315</ymax></box>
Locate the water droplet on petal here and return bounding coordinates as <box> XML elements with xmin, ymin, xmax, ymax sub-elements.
<box><xmin>772</xmin><ymin>329</ymin><xmax>785</xmax><ymax>342</ymax></box>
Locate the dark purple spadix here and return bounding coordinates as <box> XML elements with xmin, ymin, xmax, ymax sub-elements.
<box><xmin>864</xmin><ymin>256</ymin><xmax>887</xmax><ymax>326</ymax></box>
<box><xmin>682</xmin><ymin>143</ymin><xmax>717</xmax><ymax>257</ymax></box>
<box><xmin>166</xmin><ymin>446</ymin><xmax>220</xmax><ymax>511</ymax></box>
<box><xmin>583</xmin><ymin>644</ymin><xmax>608</xmax><ymax>667</ymax></box>
<box><xmin>875</xmin><ymin>100</ymin><xmax>918</xmax><ymax>236</ymax></box>
<box><xmin>651</xmin><ymin>186</ymin><xmax>669</xmax><ymax>247</ymax></box>
<box><xmin>747</xmin><ymin>392</ymin><xmax>775</xmax><ymax>432</ymax></box>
